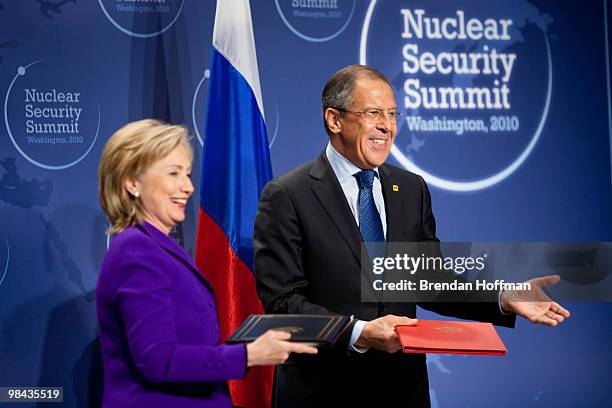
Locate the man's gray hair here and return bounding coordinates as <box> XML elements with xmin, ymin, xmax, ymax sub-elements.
<box><xmin>321</xmin><ymin>65</ymin><xmax>391</xmax><ymax>135</ymax></box>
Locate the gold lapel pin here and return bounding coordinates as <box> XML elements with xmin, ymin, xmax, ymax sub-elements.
<box><xmin>393</xmin><ymin>185</ymin><xmax>399</xmax><ymax>192</ymax></box>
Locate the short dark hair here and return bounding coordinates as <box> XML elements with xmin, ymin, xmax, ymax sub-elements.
<box><xmin>321</xmin><ymin>65</ymin><xmax>392</xmax><ymax>135</ymax></box>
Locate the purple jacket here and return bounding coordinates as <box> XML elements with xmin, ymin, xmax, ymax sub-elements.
<box><xmin>96</xmin><ymin>222</ymin><xmax>246</xmax><ymax>408</ymax></box>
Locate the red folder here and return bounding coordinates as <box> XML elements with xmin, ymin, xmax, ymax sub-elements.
<box><xmin>395</xmin><ymin>320</ymin><xmax>507</xmax><ymax>356</ymax></box>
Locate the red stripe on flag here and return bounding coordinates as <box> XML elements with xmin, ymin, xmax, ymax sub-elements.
<box><xmin>195</xmin><ymin>208</ymin><xmax>273</xmax><ymax>408</ymax></box>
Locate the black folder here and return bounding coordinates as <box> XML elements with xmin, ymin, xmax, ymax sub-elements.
<box><xmin>226</xmin><ymin>314</ymin><xmax>350</xmax><ymax>347</ymax></box>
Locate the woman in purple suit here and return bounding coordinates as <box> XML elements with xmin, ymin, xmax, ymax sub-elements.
<box><xmin>96</xmin><ymin>120</ymin><xmax>316</xmax><ymax>408</ymax></box>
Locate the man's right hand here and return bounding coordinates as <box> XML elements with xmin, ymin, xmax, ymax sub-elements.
<box><xmin>354</xmin><ymin>314</ymin><xmax>418</xmax><ymax>353</ymax></box>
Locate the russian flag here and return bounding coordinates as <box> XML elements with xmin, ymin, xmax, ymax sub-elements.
<box><xmin>195</xmin><ymin>0</ymin><xmax>273</xmax><ymax>407</ymax></box>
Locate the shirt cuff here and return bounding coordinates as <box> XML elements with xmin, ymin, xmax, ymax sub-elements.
<box><xmin>498</xmin><ymin>289</ymin><xmax>512</xmax><ymax>315</ymax></box>
<box><xmin>349</xmin><ymin>319</ymin><xmax>369</xmax><ymax>353</ymax></box>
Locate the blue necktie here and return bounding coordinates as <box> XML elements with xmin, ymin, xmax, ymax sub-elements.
<box><xmin>354</xmin><ymin>170</ymin><xmax>385</xmax><ymax>262</ymax></box>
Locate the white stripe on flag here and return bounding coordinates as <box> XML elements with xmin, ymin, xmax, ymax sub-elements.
<box><xmin>212</xmin><ymin>0</ymin><xmax>265</xmax><ymax>120</ymax></box>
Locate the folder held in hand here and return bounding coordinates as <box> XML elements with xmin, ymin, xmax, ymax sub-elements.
<box><xmin>395</xmin><ymin>320</ymin><xmax>507</xmax><ymax>355</ymax></box>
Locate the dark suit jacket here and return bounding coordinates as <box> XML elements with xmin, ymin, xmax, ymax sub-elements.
<box><xmin>96</xmin><ymin>222</ymin><xmax>246</xmax><ymax>408</ymax></box>
<box><xmin>254</xmin><ymin>151</ymin><xmax>515</xmax><ymax>407</ymax></box>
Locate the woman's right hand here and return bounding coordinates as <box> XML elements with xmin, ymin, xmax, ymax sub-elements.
<box><xmin>246</xmin><ymin>330</ymin><xmax>318</xmax><ymax>367</ymax></box>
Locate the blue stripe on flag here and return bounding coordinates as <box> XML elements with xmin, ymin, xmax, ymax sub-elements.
<box><xmin>200</xmin><ymin>48</ymin><xmax>272</xmax><ymax>271</ymax></box>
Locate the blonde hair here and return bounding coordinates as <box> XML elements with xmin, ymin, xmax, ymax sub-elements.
<box><xmin>98</xmin><ymin>119</ymin><xmax>193</xmax><ymax>236</ymax></box>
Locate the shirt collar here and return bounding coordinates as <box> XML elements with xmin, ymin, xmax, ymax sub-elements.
<box><xmin>325</xmin><ymin>142</ymin><xmax>379</xmax><ymax>183</ymax></box>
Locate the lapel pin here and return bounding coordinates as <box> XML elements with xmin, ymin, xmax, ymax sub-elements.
<box><xmin>393</xmin><ymin>185</ymin><xmax>399</xmax><ymax>192</ymax></box>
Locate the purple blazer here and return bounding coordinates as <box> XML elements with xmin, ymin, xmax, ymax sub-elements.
<box><xmin>96</xmin><ymin>222</ymin><xmax>246</xmax><ymax>408</ymax></box>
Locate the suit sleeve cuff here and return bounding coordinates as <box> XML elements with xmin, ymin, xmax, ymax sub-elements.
<box><xmin>224</xmin><ymin>343</ymin><xmax>248</xmax><ymax>379</ymax></box>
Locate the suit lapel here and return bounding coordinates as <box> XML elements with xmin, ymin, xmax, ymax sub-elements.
<box><xmin>379</xmin><ymin>165</ymin><xmax>405</xmax><ymax>243</ymax></box>
<box><xmin>309</xmin><ymin>152</ymin><xmax>362</xmax><ymax>264</ymax></box>
<box><xmin>378</xmin><ymin>165</ymin><xmax>407</xmax><ymax>303</ymax></box>
<box><xmin>139</xmin><ymin>223</ymin><xmax>213</xmax><ymax>291</ymax></box>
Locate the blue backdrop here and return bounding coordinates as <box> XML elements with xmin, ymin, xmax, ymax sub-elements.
<box><xmin>1</xmin><ymin>1</ymin><xmax>611</xmax><ymax>406</ymax></box>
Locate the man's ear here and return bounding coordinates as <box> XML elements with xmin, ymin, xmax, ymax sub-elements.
<box><xmin>324</xmin><ymin>108</ymin><xmax>342</xmax><ymax>135</ymax></box>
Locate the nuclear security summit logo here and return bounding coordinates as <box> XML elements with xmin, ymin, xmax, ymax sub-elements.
<box><xmin>275</xmin><ymin>0</ymin><xmax>356</xmax><ymax>42</ymax></box>
<box><xmin>98</xmin><ymin>0</ymin><xmax>184</xmax><ymax>38</ymax></box>
<box><xmin>361</xmin><ymin>0</ymin><xmax>553</xmax><ymax>191</ymax></box>
<box><xmin>191</xmin><ymin>68</ymin><xmax>281</xmax><ymax>149</ymax></box>
<box><xmin>4</xmin><ymin>61</ymin><xmax>100</xmax><ymax>170</ymax></box>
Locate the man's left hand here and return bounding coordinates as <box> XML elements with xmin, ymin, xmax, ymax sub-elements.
<box><xmin>500</xmin><ymin>275</ymin><xmax>571</xmax><ymax>326</ymax></box>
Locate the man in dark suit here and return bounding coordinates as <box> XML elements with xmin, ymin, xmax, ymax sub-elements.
<box><xmin>254</xmin><ymin>65</ymin><xmax>569</xmax><ymax>407</ymax></box>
